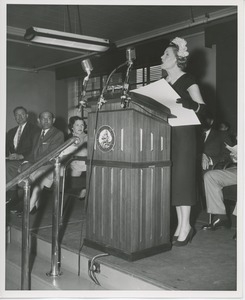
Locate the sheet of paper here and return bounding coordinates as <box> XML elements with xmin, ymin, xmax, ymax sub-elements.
<box><xmin>131</xmin><ymin>78</ymin><xmax>201</xmax><ymax>127</ymax></box>
<box><xmin>225</xmin><ymin>143</ymin><xmax>237</xmax><ymax>155</ymax></box>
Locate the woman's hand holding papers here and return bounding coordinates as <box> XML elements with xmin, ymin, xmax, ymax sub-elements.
<box><xmin>176</xmin><ymin>97</ymin><xmax>199</xmax><ymax>111</ymax></box>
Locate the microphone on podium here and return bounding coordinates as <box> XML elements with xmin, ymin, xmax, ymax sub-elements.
<box><xmin>81</xmin><ymin>59</ymin><xmax>93</xmax><ymax>74</ymax></box>
<box><xmin>78</xmin><ymin>59</ymin><xmax>93</xmax><ymax>111</ymax></box>
<box><xmin>121</xmin><ymin>48</ymin><xmax>136</xmax><ymax>108</ymax></box>
<box><xmin>126</xmin><ymin>48</ymin><xmax>136</xmax><ymax>65</ymax></box>
<box><xmin>97</xmin><ymin>48</ymin><xmax>136</xmax><ymax>110</ymax></box>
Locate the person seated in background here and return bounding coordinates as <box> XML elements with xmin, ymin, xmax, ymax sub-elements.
<box><xmin>60</xmin><ymin>116</ymin><xmax>87</xmax><ymax>199</ymax></box>
<box><xmin>6</xmin><ymin>106</ymin><xmax>39</xmax><ymax>161</ymax></box>
<box><xmin>202</xmin><ymin>142</ymin><xmax>237</xmax><ymax>237</ymax></box>
<box><xmin>218</xmin><ymin>121</ymin><xmax>230</xmax><ymax>132</ymax></box>
<box><xmin>6</xmin><ymin>106</ymin><xmax>40</xmax><ymax>204</ymax></box>
<box><xmin>218</xmin><ymin>120</ymin><xmax>237</xmax><ymax>145</ymax></box>
<box><xmin>200</xmin><ymin>114</ymin><xmax>233</xmax><ymax>172</ymax></box>
<box><xmin>6</xmin><ymin>111</ymin><xmax>64</xmax><ymax>215</ymax></box>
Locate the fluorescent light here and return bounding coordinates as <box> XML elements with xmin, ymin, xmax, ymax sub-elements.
<box><xmin>24</xmin><ymin>27</ymin><xmax>111</xmax><ymax>52</ymax></box>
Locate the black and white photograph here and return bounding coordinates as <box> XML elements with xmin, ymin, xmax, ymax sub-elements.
<box><xmin>1</xmin><ymin>0</ymin><xmax>244</xmax><ymax>299</ymax></box>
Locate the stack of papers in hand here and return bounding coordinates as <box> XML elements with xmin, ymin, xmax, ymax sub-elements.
<box><xmin>131</xmin><ymin>78</ymin><xmax>201</xmax><ymax>127</ymax></box>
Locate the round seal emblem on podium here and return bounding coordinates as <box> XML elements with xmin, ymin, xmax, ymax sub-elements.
<box><xmin>96</xmin><ymin>125</ymin><xmax>115</xmax><ymax>152</ymax></box>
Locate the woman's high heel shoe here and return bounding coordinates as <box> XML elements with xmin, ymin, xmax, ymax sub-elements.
<box><xmin>173</xmin><ymin>227</ymin><xmax>195</xmax><ymax>247</ymax></box>
<box><xmin>172</xmin><ymin>235</ymin><xmax>178</xmax><ymax>244</ymax></box>
<box><xmin>30</xmin><ymin>201</ymin><xmax>40</xmax><ymax>215</ymax></box>
<box><xmin>30</xmin><ymin>206</ymin><xmax>38</xmax><ymax>215</ymax></box>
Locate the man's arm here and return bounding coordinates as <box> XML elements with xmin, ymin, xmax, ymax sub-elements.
<box><xmin>17</xmin><ymin>124</ymin><xmax>41</xmax><ymax>159</ymax></box>
<box><xmin>7</xmin><ymin>123</ymin><xmax>40</xmax><ymax>160</ymax></box>
<box><xmin>211</xmin><ymin>132</ymin><xmax>233</xmax><ymax>165</ymax></box>
<box><xmin>6</xmin><ymin>128</ymin><xmax>16</xmax><ymax>157</ymax></box>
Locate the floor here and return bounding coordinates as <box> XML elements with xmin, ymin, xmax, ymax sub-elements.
<box><xmin>6</xmin><ymin>189</ymin><xmax>238</xmax><ymax>292</ymax></box>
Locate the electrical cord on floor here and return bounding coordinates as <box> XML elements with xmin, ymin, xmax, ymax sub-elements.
<box><xmin>88</xmin><ymin>253</ymin><xmax>110</xmax><ymax>285</ymax></box>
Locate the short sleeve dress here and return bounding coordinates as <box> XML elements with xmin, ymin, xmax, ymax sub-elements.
<box><xmin>60</xmin><ymin>133</ymin><xmax>88</xmax><ymax>176</ymax></box>
<box><xmin>170</xmin><ymin>73</ymin><xmax>198</xmax><ymax>206</ymax></box>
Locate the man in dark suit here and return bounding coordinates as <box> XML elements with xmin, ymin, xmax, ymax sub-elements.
<box><xmin>201</xmin><ymin>116</ymin><xmax>233</xmax><ymax>171</ymax></box>
<box><xmin>197</xmin><ymin>114</ymin><xmax>233</xmax><ymax>210</ymax></box>
<box><xmin>6</xmin><ymin>106</ymin><xmax>39</xmax><ymax>161</ymax></box>
<box><xmin>6</xmin><ymin>111</ymin><xmax>64</xmax><ymax>213</ymax></box>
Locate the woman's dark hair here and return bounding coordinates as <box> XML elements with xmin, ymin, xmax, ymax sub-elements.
<box><xmin>168</xmin><ymin>43</ymin><xmax>188</xmax><ymax>70</ymax></box>
<box><xmin>68</xmin><ymin>116</ymin><xmax>86</xmax><ymax>132</ymax></box>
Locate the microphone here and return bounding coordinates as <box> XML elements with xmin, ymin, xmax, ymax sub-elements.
<box><xmin>81</xmin><ymin>59</ymin><xmax>93</xmax><ymax>74</ymax></box>
<box><xmin>97</xmin><ymin>49</ymin><xmax>136</xmax><ymax>110</ymax></box>
<box><xmin>126</xmin><ymin>48</ymin><xmax>136</xmax><ymax>64</ymax></box>
<box><xmin>121</xmin><ymin>48</ymin><xmax>136</xmax><ymax>108</ymax></box>
<box><xmin>78</xmin><ymin>59</ymin><xmax>93</xmax><ymax>111</ymax></box>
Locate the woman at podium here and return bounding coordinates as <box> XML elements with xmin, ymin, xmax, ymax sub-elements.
<box><xmin>161</xmin><ymin>37</ymin><xmax>206</xmax><ymax>247</ymax></box>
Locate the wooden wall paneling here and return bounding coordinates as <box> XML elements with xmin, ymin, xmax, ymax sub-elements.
<box><xmin>161</xmin><ymin>167</ymin><xmax>171</xmax><ymax>240</ymax></box>
<box><xmin>152</xmin><ymin>167</ymin><xmax>158</xmax><ymax>245</ymax></box>
<box><xmin>145</xmin><ymin>167</ymin><xmax>153</xmax><ymax>249</ymax></box>
<box><xmin>130</xmin><ymin>168</ymin><xmax>140</xmax><ymax>251</ymax></box>
<box><xmin>101</xmin><ymin>166</ymin><xmax>107</xmax><ymax>242</ymax></box>
<box><xmin>119</xmin><ymin>168</ymin><xmax>125</xmax><ymax>249</ymax></box>
<box><xmin>94</xmin><ymin>166</ymin><xmax>102</xmax><ymax>241</ymax></box>
<box><xmin>109</xmin><ymin>167</ymin><xmax>114</xmax><ymax>243</ymax></box>
<box><xmin>113</xmin><ymin>167</ymin><xmax>121</xmax><ymax>249</ymax></box>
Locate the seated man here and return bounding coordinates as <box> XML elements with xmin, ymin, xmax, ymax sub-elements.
<box><xmin>201</xmin><ymin>115</ymin><xmax>233</xmax><ymax>172</ymax></box>
<box><xmin>6</xmin><ymin>106</ymin><xmax>39</xmax><ymax>203</ymax></box>
<box><xmin>6</xmin><ymin>111</ymin><xmax>64</xmax><ymax>215</ymax></box>
<box><xmin>202</xmin><ymin>145</ymin><xmax>237</xmax><ymax>236</ymax></box>
<box><xmin>6</xmin><ymin>106</ymin><xmax>39</xmax><ymax>161</ymax></box>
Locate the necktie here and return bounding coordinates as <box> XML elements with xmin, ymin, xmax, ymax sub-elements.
<box><xmin>16</xmin><ymin>125</ymin><xmax>22</xmax><ymax>148</ymax></box>
<box><xmin>41</xmin><ymin>130</ymin><xmax>45</xmax><ymax>139</ymax></box>
<box><xmin>204</xmin><ymin>131</ymin><xmax>208</xmax><ymax>142</ymax></box>
<box><xmin>202</xmin><ymin>131</ymin><xmax>207</xmax><ymax>143</ymax></box>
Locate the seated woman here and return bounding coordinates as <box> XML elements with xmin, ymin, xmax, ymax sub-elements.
<box><xmin>60</xmin><ymin>116</ymin><xmax>88</xmax><ymax>199</ymax></box>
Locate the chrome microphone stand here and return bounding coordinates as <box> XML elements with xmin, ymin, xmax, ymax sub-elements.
<box><xmin>120</xmin><ymin>60</ymin><xmax>133</xmax><ymax>108</ymax></box>
<box><xmin>78</xmin><ymin>71</ymin><xmax>91</xmax><ymax>115</ymax></box>
<box><xmin>77</xmin><ymin>59</ymin><xmax>93</xmax><ymax>116</ymax></box>
<box><xmin>97</xmin><ymin>61</ymin><xmax>128</xmax><ymax>110</ymax></box>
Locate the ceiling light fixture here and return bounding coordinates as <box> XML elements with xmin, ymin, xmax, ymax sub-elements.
<box><xmin>24</xmin><ymin>27</ymin><xmax>111</xmax><ymax>52</ymax></box>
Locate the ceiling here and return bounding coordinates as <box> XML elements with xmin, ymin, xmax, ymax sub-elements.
<box><xmin>6</xmin><ymin>4</ymin><xmax>237</xmax><ymax>72</ymax></box>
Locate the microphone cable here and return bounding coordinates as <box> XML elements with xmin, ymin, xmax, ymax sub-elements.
<box><xmin>97</xmin><ymin>61</ymin><xmax>128</xmax><ymax>109</ymax></box>
<box><xmin>77</xmin><ymin>89</ymin><xmax>105</xmax><ymax>276</ymax></box>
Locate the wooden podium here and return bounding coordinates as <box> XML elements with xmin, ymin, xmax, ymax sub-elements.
<box><xmin>84</xmin><ymin>94</ymin><xmax>173</xmax><ymax>261</ymax></box>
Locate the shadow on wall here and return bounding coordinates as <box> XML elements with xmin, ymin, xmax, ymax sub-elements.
<box><xmin>186</xmin><ymin>48</ymin><xmax>216</xmax><ymax>116</ymax></box>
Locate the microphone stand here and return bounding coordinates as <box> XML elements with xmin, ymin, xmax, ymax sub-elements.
<box><xmin>97</xmin><ymin>61</ymin><xmax>128</xmax><ymax>110</ymax></box>
<box><xmin>121</xmin><ymin>61</ymin><xmax>133</xmax><ymax>108</ymax></box>
<box><xmin>78</xmin><ymin>71</ymin><xmax>91</xmax><ymax>112</ymax></box>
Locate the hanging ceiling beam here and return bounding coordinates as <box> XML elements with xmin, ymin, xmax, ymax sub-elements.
<box><xmin>116</xmin><ymin>7</ymin><xmax>237</xmax><ymax>47</ymax></box>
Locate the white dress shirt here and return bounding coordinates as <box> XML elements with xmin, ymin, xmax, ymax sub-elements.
<box><xmin>13</xmin><ymin>122</ymin><xmax>27</xmax><ymax>148</ymax></box>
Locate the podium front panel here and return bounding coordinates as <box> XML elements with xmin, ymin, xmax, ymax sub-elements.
<box><xmin>87</xmin><ymin>109</ymin><xmax>170</xmax><ymax>163</ymax></box>
<box><xmin>84</xmin><ymin>106</ymin><xmax>172</xmax><ymax>260</ymax></box>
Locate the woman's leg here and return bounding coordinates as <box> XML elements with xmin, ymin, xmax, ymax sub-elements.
<box><xmin>174</xmin><ymin>206</ymin><xmax>182</xmax><ymax>237</ymax></box>
<box><xmin>29</xmin><ymin>170</ymin><xmax>53</xmax><ymax>212</ymax></box>
<box><xmin>29</xmin><ymin>184</ymin><xmax>42</xmax><ymax>211</ymax></box>
<box><xmin>177</xmin><ymin>205</ymin><xmax>191</xmax><ymax>241</ymax></box>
